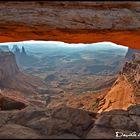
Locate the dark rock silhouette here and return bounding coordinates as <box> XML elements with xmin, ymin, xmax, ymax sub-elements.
<box><xmin>0</xmin><ymin>95</ymin><xmax>27</xmax><ymax>110</ymax></box>
<box><xmin>21</xmin><ymin>46</ymin><xmax>26</xmax><ymax>56</ymax></box>
<box><xmin>125</xmin><ymin>48</ymin><xmax>140</xmax><ymax>59</ymax></box>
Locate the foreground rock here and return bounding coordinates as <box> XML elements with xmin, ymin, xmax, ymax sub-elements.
<box><xmin>0</xmin><ymin>106</ymin><xmax>94</xmax><ymax>139</ymax></box>
<box><xmin>10</xmin><ymin>106</ymin><xmax>95</xmax><ymax>138</ymax></box>
<box><xmin>0</xmin><ymin>104</ymin><xmax>140</xmax><ymax>139</ymax></box>
<box><xmin>86</xmin><ymin>105</ymin><xmax>140</xmax><ymax>139</ymax></box>
<box><xmin>0</xmin><ymin>124</ymin><xmax>43</xmax><ymax>139</ymax></box>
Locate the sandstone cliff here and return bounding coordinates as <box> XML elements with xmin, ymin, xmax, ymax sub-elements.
<box><xmin>98</xmin><ymin>53</ymin><xmax>140</xmax><ymax>113</ymax></box>
<box><xmin>0</xmin><ymin>52</ymin><xmax>46</xmax><ymax>94</ymax></box>
<box><xmin>0</xmin><ymin>52</ymin><xmax>19</xmax><ymax>81</ymax></box>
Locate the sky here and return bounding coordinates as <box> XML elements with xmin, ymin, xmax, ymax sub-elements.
<box><xmin>0</xmin><ymin>40</ymin><xmax>128</xmax><ymax>50</ymax></box>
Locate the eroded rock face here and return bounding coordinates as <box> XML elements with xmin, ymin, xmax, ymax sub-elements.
<box><xmin>0</xmin><ymin>1</ymin><xmax>139</xmax><ymax>30</ymax></box>
<box><xmin>97</xmin><ymin>74</ymin><xmax>135</xmax><ymax>113</ymax></box>
<box><xmin>0</xmin><ymin>52</ymin><xmax>47</xmax><ymax>94</ymax></box>
<box><xmin>97</xmin><ymin>53</ymin><xmax>140</xmax><ymax>113</ymax></box>
<box><xmin>0</xmin><ymin>1</ymin><xmax>139</xmax><ymax>49</ymax></box>
<box><xmin>0</xmin><ymin>52</ymin><xmax>19</xmax><ymax>82</ymax></box>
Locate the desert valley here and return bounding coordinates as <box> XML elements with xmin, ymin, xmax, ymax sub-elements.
<box><xmin>0</xmin><ymin>1</ymin><xmax>140</xmax><ymax>139</ymax></box>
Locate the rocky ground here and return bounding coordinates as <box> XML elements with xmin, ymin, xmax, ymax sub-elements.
<box><xmin>0</xmin><ymin>100</ymin><xmax>140</xmax><ymax>139</ymax></box>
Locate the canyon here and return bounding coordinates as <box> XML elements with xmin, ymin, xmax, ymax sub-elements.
<box><xmin>0</xmin><ymin>41</ymin><xmax>139</xmax><ymax>139</ymax></box>
<box><xmin>0</xmin><ymin>1</ymin><xmax>140</xmax><ymax>139</ymax></box>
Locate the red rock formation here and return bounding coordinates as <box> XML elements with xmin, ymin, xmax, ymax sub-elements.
<box><xmin>0</xmin><ymin>52</ymin><xmax>46</xmax><ymax>94</ymax></box>
<box><xmin>0</xmin><ymin>1</ymin><xmax>139</xmax><ymax>49</ymax></box>
<box><xmin>0</xmin><ymin>52</ymin><xmax>19</xmax><ymax>81</ymax></box>
<box><xmin>98</xmin><ymin>53</ymin><xmax>140</xmax><ymax>113</ymax></box>
<box><xmin>98</xmin><ymin>75</ymin><xmax>136</xmax><ymax>113</ymax></box>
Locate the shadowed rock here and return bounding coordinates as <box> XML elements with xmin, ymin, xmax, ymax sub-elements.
<box><xmin>0</xmin><ymin>95</ymin><xmax>27</xmax><ymax>110</ymax></box>
<box><xmin>0</xmin><ymin>124</ymin><xmax>43</xmax><ymax>139</ymax></box>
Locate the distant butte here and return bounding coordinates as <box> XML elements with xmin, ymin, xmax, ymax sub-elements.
<box><xmin>0</xmin><ymin>1</ymin><xmax>139</xmax><ymax>49</ymax></box>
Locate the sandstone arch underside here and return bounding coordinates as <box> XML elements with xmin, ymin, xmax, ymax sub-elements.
<box><xmin>0</xmin><ymin>1</ymin><xmax>140</xmax><ymax>49</ymax></box>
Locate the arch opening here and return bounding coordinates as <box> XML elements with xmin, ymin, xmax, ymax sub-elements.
<box><xmin>0</xmin><ymin>40</ymin><xmax>128</xmax><ymax>94</ymax></box>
